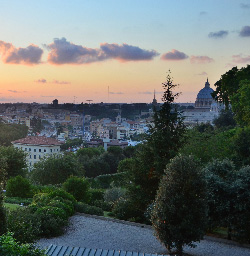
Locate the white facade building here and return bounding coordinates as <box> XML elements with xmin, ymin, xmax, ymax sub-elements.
<box><xmin>12</xmin><ymin>136</ymin><xmax>62</xmax><ymax>169</ymax></box>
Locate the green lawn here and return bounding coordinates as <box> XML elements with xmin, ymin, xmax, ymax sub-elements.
<box><xmin>3</xmin><ymin>203</ymin><xmax>21</xmax><ymax>211</ymax></box>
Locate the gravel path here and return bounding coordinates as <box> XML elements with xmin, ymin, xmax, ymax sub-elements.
<box><xmin>37</xmin><ymin>214</ymin><xmax>250</xmax><ymax>256</ymax></box>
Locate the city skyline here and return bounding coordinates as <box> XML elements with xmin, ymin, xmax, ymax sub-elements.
<box><xmin>0</xmin><ymin>0</ymin><xmax>250</xmax><ymax>104</ymax></box>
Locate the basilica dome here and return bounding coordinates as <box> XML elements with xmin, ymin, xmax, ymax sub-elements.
<box><xmin>195</xmin><ymin>79</ymin><xmax>214</xmax><ymax>108</ymax></box>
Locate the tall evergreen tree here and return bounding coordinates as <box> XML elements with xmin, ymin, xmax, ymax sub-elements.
<box><xmin>125</xmin><ymin>71</ymin><xmax>186</xmax><ymax>221</ymax></box>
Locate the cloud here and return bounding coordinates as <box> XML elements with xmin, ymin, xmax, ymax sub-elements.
<box><xmin>100</xmin><ymin>43</ymin><xmax>159</xmax><ymax>62</ymax></box>
<box><xmin>197</xmin><ymin>72</ymin><xmax>208</xmax><ymax>76</ymax></box>
<box><xmin>0</xmin><ymin>41</ymin><xmax>43</xmax><ymax>65</ymax></box>
<box><xmin>109</xmin><ymin>92</ymin><xmax>124</xmax><ymax>95</ymax></box>
<box><xmin>45</xmin><ymin>38</ymin><xmax>159</xmax><ymax>65</ymax></box>
<box><xmin>239</xmin><ymin>26</ymin><xmax>250</xmax><ymax>37</ymax></box>
<box><xmin>190</xmin><ymin>55</ymin><xmax>214</xmax><ymax>64</ymax></box>
<box><xmin>138</xmin><ymin>91</ymin><xmax>162</xmax><ymax>95</ymax></box>
<box><xmin>200</xmin><ymin>11</ymin><xmax>207</xmax><ymax>15</ymax></box>
<box><xmin>161</xmin><ymin>49</ymin><xmax>188</xmax><ymax>60</ymax></box>
<box><xmin>240</xmin><ymin>3</ymin><xmax>250</xmax><ymax>9</ymax></box>
<box><xmin>232</xmin><ymin>54</ymin><xmax>250</xmax><ymax>63</ymax></box>
<box><xmin>35</xmin><ymin>79</ymin><xmax>47</xmax><ymax>83</ymax></box>
<box><xmin>8</xmin><ymin>90</ymin><xmax>26</xmax><ymax>93</ymax></box>
<box><xmin>0</xmin><ymin>97</ymin><xmax>16</xmax><ymax>102</ymax></box>
<box><xmin>208</xmin><ymin>30</ymin><xmax>228</xmax><ymax>39</ymax></box>
<box><xmin>52</xmin><ymin>80</ymin><xmax>71</xmax><ymax>85</ymax></box>
<box><xmin>41</xmin><ymin>95</ymin><xmax>57</xmax><ymax>98</ymax></box>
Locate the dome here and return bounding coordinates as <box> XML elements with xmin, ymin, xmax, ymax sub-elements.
<box><xmin>197</xmin><ymin>87</ymin><xmax>214</xmax><ymax>99</ymax></box>
<box><xmin>195</xmin><ymin>78</ymin><xmax>214</xmax><ymax>109</ymax></box>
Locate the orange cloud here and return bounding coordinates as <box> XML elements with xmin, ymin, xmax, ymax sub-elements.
<box><xmin>190</xmin><ymin>55</ymin><xmax>214</xmax><ymax>64</ymax></box>
<box><xmin>0</xmin><ymin>41</ymin><xmax>43</xmax><ymax>65</ymax></box>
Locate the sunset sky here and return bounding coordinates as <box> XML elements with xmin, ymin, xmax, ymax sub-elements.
<box><xmin>0</xmin><ymin>0</ymin><xmax>250</xmax><ymax>104</ymax></box>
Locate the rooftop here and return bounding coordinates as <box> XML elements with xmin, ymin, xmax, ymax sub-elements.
<box><xmin>12</xmin><ymin>136</ymin><xmax>62</xmax><ymax>146</ymax></box>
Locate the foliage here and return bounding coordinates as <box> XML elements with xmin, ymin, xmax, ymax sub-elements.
<box><xmin>180</xmin><ymin>127</ymin><xmax>235</xmax><ymax>164</ymax></box>
<box><xmin>91</xmin><ymin>172</ymin><xmax>128</xmax><ymax>189</ymax></box>
<box><xmin>0</xmin><ymin>232</ymin><xmax>46</xmax><ymax>256</ymax></box>
<box><xmin>232</xmin><ymin>126</ymin><xmax>250</xmax><ymax>167</ymax></box>
<box><xmin>0</xmin><ymin>189</ymin><xmax>6</xmax><ymax>235</ymax></box>
<box><xmin>6</xmin><ymin>176</ymin><xmax>33</xmax><ymax>198</ymax></box>
<box><xmin>4</xmin><ymin>197</ymin><xmax>32</xmax><ymax>206</ymax></box>
<box><xmin>204</xmin><ymin>159</ymin><xmax>250</xmax><ymax>242</ymax></box>
<box><xmin>124</xmin><ymin>72</ymin><xmax>186</xmax><ymax>222</ymax></box>
<box><xmin>89</xmin><ymin>189</ymin><xmax>104</xmax><ymax>202</ymax></box>
<box><xmin>117</xmin><ymin>158</ymin><xmax>136</xmax><ymax>173</ymax></box>
<box><xmin>104</xmin><ymin>187</ymin><xmax>126</xmax><ymax>206</ymax></box>
<box><xmin>0</xmin><ymin>146</ymin><xmax>27</xmax><ymax>182</ymax></box>
<box><xmin>30</xmin><ymin>153</ymin><xmax>84</xmax><ymax>185</ymax></box>
<box><xmin>60</xmin><ymin>138</ymin><xmax>83</xmax><ymax>151</ymax></box>
<box><xmin>62</xmin><ymin>176</ymin><xmax>90</xmax><ymax>202</ymax></box>
<box><xmin>6</xmin><ymin>207</ymin><xmax>41</xmax><ymax>243</ymax></box>
<box><xmin>47</xmin><ymin>189</ymin><xmax>77</xmax><ymax>205</ymax></box>
<box><xmin>213</xmin><ymin>109</ymin><xmax>236</xmax><ymax>129</ymax></box>
<box><xmin>212</xmin><ymin>65</ymin><xmax>250</xmax><ymax>125</ymax></box>
<box><xmin>0</xmin><ymin>123</ymin><xmax>28</xmax><ymax>147</ymax></box>
<box><xmin>75</xmin><ymin>202</ymin><xmax>104</xmax><ymax>216</ymax></box>
<box><xmin>151</xmin><ymin>155</ymin><xmax>207</xmax><ymax>255</ymax></box>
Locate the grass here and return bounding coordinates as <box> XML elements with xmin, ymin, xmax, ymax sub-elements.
<box><xmin>3</xmin><ymin>203</ymin><xmax>21</xmax><ymax>211</ymax></box>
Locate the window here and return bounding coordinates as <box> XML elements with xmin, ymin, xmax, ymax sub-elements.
<box><xmin>30</xmin><ymin>155</ymin><xmax>31</xmax><ymax>159</ymax></box>
<box><xmin>25</xmin><ymin>148</ymin><xmax>27</xmax><ymax>151</ymax></box>
<box><xmin>39</xmin><ymin>155</ymin><xmax>41</xmax><ymax>159</ymax></box>
<box><xmin>39</xmin><ymin>149</ymin><xmax>41</xmax><ymax>152</ymax></box>
<box><xmin>29</xmin><ymin>148</ymin><xmax>31</xmax><ymax>152</ymax></box>
<box><xmin>50</xmin><ymin>149</ymin><xmax>52</xmax><ymax>153</ymax></box>
<box><xmin>44</xmin><ymin>149</ymin><xmax>46</xmax><ymax>152</ymax></box>
<box><xmin>34</xmin><ymin>155</ymin><xmax>36</xmax><ymax>159</ymax></box>
<box><xmin>34</xmin><ymin>149</ymin><xmax>36</xmax><ymax>152</ymax></box>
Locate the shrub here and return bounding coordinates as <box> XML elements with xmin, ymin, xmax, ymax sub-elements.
<box><xmin>62</xmin><ymin>176</ymin><xmax>90</xmax><ymax>202</ymax></box>
<box><xmin>94</xmin><ymin>173</ymin><xmax>127</xmax><ymax>189</ymax></box>
<box><xmin>151</xmin><ymin>155</ymin><xmax>207</xmax><ymax>255</ymax></box>
<box><xmin>6</xmin><ymin>176</ymin><xmax>33</xmax><ymax>198</ymax></box>
<box><xmin>7</xmin><ymin>207</ymin><xmax>41</xmax><ymax>243</ymax></box>
<box><xmin>4</xmin><ymin>197</ymin><xmax>32</xmax><ymax>206</ymax></box>
<box><xmin>89</xmin><ymin>189</ymin><xmax>104</xmax><ymax>203</ymax></box>
<box><xmin>112</xmin><ymin>197</ymin><xmax>136</xmax><ymax>221</ymax></box>
<box><xmin>35</xmin><ymin>206</ymin><xmax>67</xmax><ymax>237</ymax></box>
<box><xmin>0</xmin><ymin>190</ymin><xmax>6</xmax><ymax>235</ymax></box>
<box><xmin>48</xmin><ymin>189</ymin><xmax>76</xmax><ymax>205</ymax></box>
<box><xmin>91</xmin><ymin>200</ymin><xmax>112</xmax><ymax>212</ymax></box>
<box><xmin>75</xmin><ymin>202</ymin><xmax>103</xmax><ymax>216</ymax></box>
<box><xmin>104</xmin><ymin>187</ymin><xmax>126</xmax><ymax>206</ymax></box>
<box><xmin>0</xmin><ymin>232</ymin><xmax>46</xmax><ymax>256</ymax></box>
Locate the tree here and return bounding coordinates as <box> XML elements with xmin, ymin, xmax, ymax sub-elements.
<box><xmin>30</xmin><ymin>153</ymin><xmax>84</xmax><ymax>185</ymax></box>
<box><xmin>212</xmin><ymin>65</ymin><xmax>250</xmax><ymax>125</ymax></box>
<box><xmin>0</xmin><ymin>146</ymin><xmax>27</xmax><ymax>182</ymax></box>
<box><xmin>62</xmin><ymin>176</ymin><xmax>90</xmax><ymax>202</ymax></box>
<box><xmin>151</xmin><ymin>155</ymin><xmax>207</xmax><ymax>255</ymax></box>
<box><xmin>0</xmin><ymin>123</ymin><xmax>28</xmax><ymax>146</ymax></box>
<box><xmin>0</xmin><ymin>189</ymin><xmax>6</xmax><ymax>235</ymax></box>
<box><xmin>213</xmin><ymin>109</ymin><xmax>236</xmax><ymax>129</ymax></box>
<box><xmin>125</xmin><ymin>72</ymin><xmax>186</xmax><ymax>221</ymax></box>
<box><xmin>6</xmin><ymin>175</ymin><xmax>33</xmax><ymax>198</ymax></box>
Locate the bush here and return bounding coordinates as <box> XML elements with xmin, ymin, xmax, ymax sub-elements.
<box><xmin>94</xmin><ymin>173</ymin><xmax>127</xmax><ymax>189</ymax></box>
<box><xmin>35</xmin><ymin>206</ymin><xmax>67</xmax><ymax>237</ymax></box>
<box><xmin>62</xmin><ymin>176</ymin><xmax>90</xmax><ymax>202</ymax></box>
<box><xmin>91</xmin><ymin>200</ymin><xmax>112</xmax><ymax>211</ymax></box>
<box><xmin>151</xmin><ymin>155</ymin><xmax>207</xmax><ymax>255</ymax></box>
<box><xmin>0</xmin><ymin>190</ymin><xmax>6</xmax><ymax>235</ymax></box>
<box><xmin>112</xmin><ymin>197</ymin><xmax>137</xmax><ymax>221</ymax></box>
<box><xmin>7</xmin><ymin>207</ymin><xmax>41</xmax><ymax>243</ymax></box>
<box><xmin>4</xmin><ymin>197</ymin><xmax>32</xmax><ymax>206</ymax></box>
<box><xmin>75</xmin><ymin>202</ymin><xmax>103</xmax><ymax>216</ymax></box>
<box><xmin>48</xmin><ymin>189</ymin><xmax>76</xmax><ymax>205</ymax></box>
<box><xmin>6</xmin><ymin>176</ymin><xmax>33</xmax><ymax>198</ymax></box>
<box><xmin>104</xmin><ymin>187</ymin><xmax>126</xmax><ymax>206</ymax></box>
<box><xmin>89</xmin><ymin>189</ymin><xmax>104</xmax><ymax>203</ymax></box>
<box><xmin>0</xmin><ymin>232</ymin><xmax>46</xmax><ymax>256</ymax></box>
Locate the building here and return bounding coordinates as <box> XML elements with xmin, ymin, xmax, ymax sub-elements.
<box><xmin>12</xmin><ymin>136</ymin><xmax>62</xmax><ymax>168</ymax></box>
<box><xmin>183</xmin><ymin>79</ymin><xmax>222</xmax><ymax>124</ymax></box>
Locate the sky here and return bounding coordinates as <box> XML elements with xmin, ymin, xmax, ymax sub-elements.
<box><xmin>0</xmin><ymin>0</ymin><xmax>250</xmax><ymax>104</ymax></box>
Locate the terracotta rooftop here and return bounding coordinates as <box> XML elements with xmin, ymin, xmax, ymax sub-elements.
<box><xmin>12</xmin><ymin>136</ymin><xmax>62</xmax><ymax>146</ymax></box>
